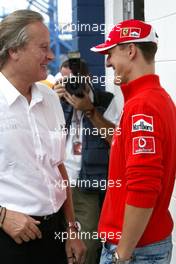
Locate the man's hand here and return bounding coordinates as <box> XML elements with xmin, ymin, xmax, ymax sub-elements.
<box><xmin>2</xmin><ymin>209</ymin><xmax>42</xmax><ymax>244</ymax></box>
<box><xmin>58</xmin><ymin>163</ymin><xmax>87</xmax><ymax>263</ymax></box>
<box><xmin>53</xmin><ymin>78</ymin><xmax>67</xmax><ymax>99</ymax></box>
<box><xmin>63</xmin><ymin>91</ymin><xmax>115</xmax><ymax>144</ymax></box>
<box><xmin>66</xmin><ymin>239</ymin><xmax>86</xmax><ymax>264</ymax></box>
<box><xmin>115</xmin><ymin>205</ymin><xmax>153</xmax><ymax>261</ymax></box>
<box><xmin>65</xmin><ymin>234</ymin><xmax>87</xmax><ymax>264</ymax></box>
<box><xmin>64</xmin><ymin>92</ymin><xmax>94</xmax><ymax>112</ymax></box>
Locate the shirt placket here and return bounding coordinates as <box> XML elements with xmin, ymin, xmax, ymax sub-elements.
<box><xmin>27</xmin><ymin>110</ymin><xmax>43</xmax><ymax>162</ymax></box>
<box><xmin>28</xmin><ymin>107</ymin><xmax>59</xmax><ymax>213</ymax></box>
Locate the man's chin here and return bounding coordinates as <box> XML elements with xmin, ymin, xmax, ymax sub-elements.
<box><xmin>39</xmin><ymin>73</ymin><xmax>48</xmax><ymax>82</ymax></box>
<box><xmin>113</xmin><ymin>73</ymin><xmax>122</xmax><ymax>85</ymax></box>
<box><xmin>114</xmin><ymin>78</ymin><xmax>121</xmax><ymax>86</ymax></box>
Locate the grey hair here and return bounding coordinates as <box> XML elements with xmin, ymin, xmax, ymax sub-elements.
<box><xmin>0</xmin><ymin>9</ymin><xmax>44</xmax><ymax>69</ymax></box>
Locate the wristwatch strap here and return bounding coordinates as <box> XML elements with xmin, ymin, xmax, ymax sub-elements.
<box><xmin>112</xmin><ymin>251</ymin><xmax>132</xmax><ymax>264</ymax></box>
<box><xmin>67</xmin><ymin>221</ymin><xmax>81</xmax><ymax>232</ymax></box>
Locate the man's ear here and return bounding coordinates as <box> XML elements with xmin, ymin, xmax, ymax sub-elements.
<box><xmin>128</xmin><ymin>43</ymin><xmax>137</xmax><ymax>60</ymax></box>
<box><xmin>8</xmin><ymin>47</ymin><xmax>19</xmax><ymax>61</ymax></box>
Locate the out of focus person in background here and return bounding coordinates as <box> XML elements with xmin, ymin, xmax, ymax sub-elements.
<box><xmin>0</xmin><ymin>9</ymin><xmax>86</xmax><ymax>264</ymax></box>
<box><xmin>54</xmin><ymin>57</ymin><xmax>119</xmax><ymax>264</ymax></box>
<box><xmin>55</xmin><ymin>60</ymin><xmax>72</xmax><ymax>81</ymax></box>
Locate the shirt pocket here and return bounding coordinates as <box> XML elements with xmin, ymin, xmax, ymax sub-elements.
<box><xmin>49</xmin><ymin>130</ymin><xmax>66</xmax><ymax>165</ymax></box>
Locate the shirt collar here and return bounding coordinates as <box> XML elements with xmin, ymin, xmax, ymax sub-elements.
<box><xmin>120</xmin><ymin>74</ymin><xmax>161</xmax><ymax>103</ymax></box>
<box><xmin>0</xmin><ymin>72</ymin><xmax>21</xmax><ymax>106</ymax></box>
<box><xmin>31</xmin><ymin>83</ymin><xmax>44</xmax><ymax>105</ymax></box>
<box><xmin>0</xmin><ymin>72</ymin><xmax>43</xmax><ymax>106</ymax></box>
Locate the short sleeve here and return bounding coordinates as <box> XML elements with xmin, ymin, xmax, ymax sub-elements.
<box><xmin>103</xmin><ymin>96</ymin><xmax>121</xmax><ymax>125</ymax></box>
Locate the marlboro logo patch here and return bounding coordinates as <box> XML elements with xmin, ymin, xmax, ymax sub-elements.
<box><xmin>130</xmin><ymin>28</ymin><xmax>141</xmax><ymax>38</ymax></box>
<box><xmin>132</xmin><ymin>114</ymin><xmax>153</xmax><ymax>132</ymax></box>
<box><xmin>133</xmin><ymin>136</ymin><xmax>155</xmax><ymax>155</ymax></box>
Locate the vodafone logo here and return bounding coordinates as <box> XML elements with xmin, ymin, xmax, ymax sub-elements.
<box><xmin>138</xmin><ymin>137</ymin><xmax>147</xmax><ymax>148</ymax></box>
<box><xmin>133</xmin><ymin>136</ymin><xmax>156</xmax><ymax>155</ymax></box>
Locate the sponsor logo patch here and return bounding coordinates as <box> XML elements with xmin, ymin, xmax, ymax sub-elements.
<box><xmin>120</xmin><ymin>27</ymin><xmax>141</xmax><ymax>38</ymax></box>
<box><xmin>130</xmin><ymin>28</ymin><xmax>141</xmax><ymax>38</ymax></box>
<box><xmin>132</xmin><ymin>114</ymin><xmax>153</xmax><ymax>132</ymax></box>
<box><xmin>133</xmin><ymin>136</ymin><xmax>156</xmax><ymax>155</ymax></box>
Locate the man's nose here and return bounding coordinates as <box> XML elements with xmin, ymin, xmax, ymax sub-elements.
<box><xmin>48</xmin><ymin>49</ymin><xmax>55</xmax><ymax>61</ymax></box>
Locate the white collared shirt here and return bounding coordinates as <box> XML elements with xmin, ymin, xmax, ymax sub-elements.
<box><xmin>0</xmin><ymin>72</ymin><xmax>66</xmax><ymax>216</ymax></box>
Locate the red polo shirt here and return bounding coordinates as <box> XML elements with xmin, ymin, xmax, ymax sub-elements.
<box><xmin>98</xmin><ymin>74</ymin><xmax>176</xmax><ymax>246</ymax></box>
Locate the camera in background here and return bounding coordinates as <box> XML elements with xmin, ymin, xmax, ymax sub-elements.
<box><xmin>65</xmin><ymin>51</ymin><xmax>90</xmax><ymax>98</ymax></box>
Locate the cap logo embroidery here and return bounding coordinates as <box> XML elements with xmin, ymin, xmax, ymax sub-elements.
<box><xmin>130</xmin><ymin>31</ymin><xmax>140</xmax><ymax>37</ymax></box>
<box><xmin>121</xmin><ymin>28</ymin><xmax>130</xmax><ymax>37</ymax></box>
<box><xmin>120</xmin><ymin>27</ymin><xmax>141</xmax><ymax>38</ymax></box>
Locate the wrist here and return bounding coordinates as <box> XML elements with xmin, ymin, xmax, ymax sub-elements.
<box><xmin>112</xmin><ymin>251</ymin><xmax>132</xmax><ymax>264</ymax></box>
<box><xmin>116</xmin><ymin>244</ymin><xmax>133</xmax><ymax>261</ymax></box>
<box><xmin>66</xmin><ymin>221</ymin><xmax>81</xmax><ymax>232</ymax></box>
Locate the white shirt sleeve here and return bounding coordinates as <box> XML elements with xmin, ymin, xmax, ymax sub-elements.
<box><xmin>103</xmin><ymin>95</ymin><xmax>121</xmax><ymax>125</ymax></box>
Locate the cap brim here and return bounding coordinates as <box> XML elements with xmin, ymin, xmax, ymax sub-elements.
<box><xmin>90</xmin><ymin>43</ymin><xmax>117</xmax><ymax>54</ymax></box>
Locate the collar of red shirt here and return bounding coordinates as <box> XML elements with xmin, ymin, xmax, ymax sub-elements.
<box><xmin>120</xmin><ymin>74</ymin><xmax>161</xmax><ymax>102</ymax></box>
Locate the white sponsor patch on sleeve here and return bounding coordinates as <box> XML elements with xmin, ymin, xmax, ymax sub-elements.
<box><xmin>132</xmin><ymin>136</ymin><xmax>156</xmax><ymax>155</ymax></box>
<box><xmin>132</xmin><ymin>114</ymin><xmax>153</xmax><ymax>132</ymax></box>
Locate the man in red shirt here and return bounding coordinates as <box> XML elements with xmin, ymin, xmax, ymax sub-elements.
<box><xmin>91</xmin><ymin>19</ymin><xmax>176</xmax><ymax>264</ymax></box>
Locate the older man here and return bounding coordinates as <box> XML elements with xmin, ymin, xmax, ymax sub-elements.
<box><xmin>0</xmin><ymin>9</ymin><xmax>86</xmax><ymax>264</ymax></box>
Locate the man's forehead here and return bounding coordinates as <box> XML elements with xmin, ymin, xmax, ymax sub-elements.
<box><xmin>26</xmin><ymin>22</ymin><xmax>49</xmax><ymax>36</ymax></box>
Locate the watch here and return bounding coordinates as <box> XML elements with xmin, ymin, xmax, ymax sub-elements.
<box><xmin>112</xmin><ymin>251</ymin><xmax>131</xmax><ymax>264</ymax></box>
<box><xmin>67</xmin><ymin>221</ymin><xmax>81</xmax><ymax>232</ymax></box>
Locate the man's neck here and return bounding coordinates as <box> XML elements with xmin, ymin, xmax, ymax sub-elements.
<box><xmin>1</xmin><ymin>68</ymin><xmax>32</xmax><ymax>102</ymax></box>
<box><xmin>127</xmin><ymin>61</ymin><xmax>155</xmax><ymax>84</ymax></box>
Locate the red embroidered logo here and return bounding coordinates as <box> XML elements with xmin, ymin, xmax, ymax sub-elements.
<box><xmin>133</xmin><ymin>136</ymin><xmax>156</xmax><ymax>155</ymax></box>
